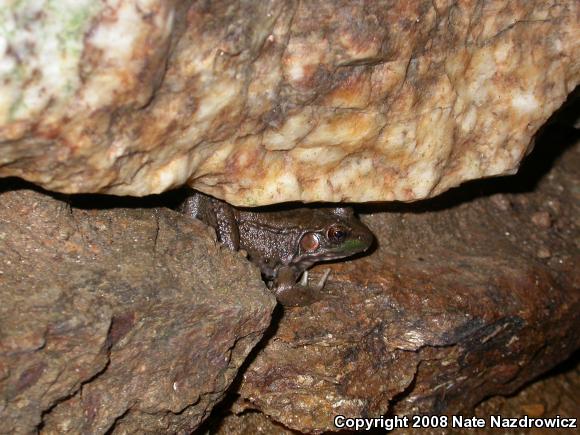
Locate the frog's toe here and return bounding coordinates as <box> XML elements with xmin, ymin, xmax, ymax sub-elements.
<box><xmin>297</xmin><ymin>269</ymin><xmax>330</xmax><ymax>290</ymax></box>
<box><xmin>299</xmin><ymin>270</ymin><xmax>309</xmax><ymax>286</ymax></box>
<box><xmin>313</xmin><ymin>268</ymin><xmax>331</xmax><ymax>291</ymax></box>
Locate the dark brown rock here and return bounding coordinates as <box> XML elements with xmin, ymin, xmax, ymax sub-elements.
<box><xmin>208</xmin><ymin>411</ymin><xmax>292</xmax><ymax>435</ymax></box>
<box><xmin>471</xmin><ymin>353</ymin><xmax>580</xmax><ymax>434</ymax></box>
<box><xmin>208</xmin><ymin>353</ymin><xmax>580</xmax><ymax>435</ymax></box>
<box><xmin>227</xmin><ymin>125</ymin><xmax>579</xmax><ymax>432</ymax></box>
<box><xmin>0</xmin><ymin>186</ymin><xmax>275</xmax><ymax>434</ymax></box>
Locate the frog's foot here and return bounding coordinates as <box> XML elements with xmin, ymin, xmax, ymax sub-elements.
<box><xmin>312</xmin><ymin>268</ymin><xmax>331</xmax><ymax>290</ymax></box>
<box><xmin>298</xmin><ymin>268</ymin><xmax>331</xmax><ymax>290</ymax></box>
<box><xmin>274</xmin><ymin>284</ymin><xmax>319</xmax><ymax>307</ymax></box>
<box><xmin>274</xmin><ymin>269</ymin><xmax>332</xmax><ymax>307</ymax></box>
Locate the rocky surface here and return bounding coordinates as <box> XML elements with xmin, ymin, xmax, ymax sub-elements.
<box><xmin>0</xmin><ymin>186</ymin><xmax>275</xmax><ymax>434</ymax></box>
<box><xmin>201</xmin><ymin>122</ymin><xmax>578</xmax><ymax>433</ymax></box>
<box><xmin>467</xmin><ymin>353</ymin><xmax>580</xmax><ymax>435</ymax></box>
<box><xmin>0</xmin><ymin>124</ymin><xmax>577</xmax><ymax>434</ymax></box>
<box><xmin>199</xmin><ymin>352</ymin><xmax>580</xmax><ymax>434</ymax></box>
<box><xmin>1</xmin><ymin>1</ymin><xmax>578</xmax><ymax>205</ymax></box>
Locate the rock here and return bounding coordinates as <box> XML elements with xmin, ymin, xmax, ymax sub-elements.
<box><xmin>207</xmin><ymin>411</ymin><xmax>292</xmax><ymax>435</ymax></box>
<box><xmin>221</xmin><ymin>124</ymin><xmax>579</xmax><ymax>432</ymax></box>
<box><xmin>209</xmin><ymin>353</ymin><xmax>580</xmax><ymax>434</ymax></box>
<box><xmin>0</xmin><ymin>186</ymin><xmax>275</xmax><ymax>434</ymax></box>
<box><xmin>536</xmin><ymin>246</ymin><xmax>552</xmax><ymax>259</ymax></box>
<box><xmin>473</xmin><ymin>353</ymin><xmax>580</xmax><ymax>428</ymax></box>
<box><xmin>530</xmin><ymin>211</ymin><xmax>552</xmax><ymax>228</ymax></box>
<box><xmin>1</xmin><ymin>1</ymin><xmax>578</xmax><ymax>205</ymax></box>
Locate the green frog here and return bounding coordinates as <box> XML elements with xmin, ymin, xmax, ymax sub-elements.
<box><xmin>179</xmin><ymin>190</ymin><xmax>374</xmax><ymax>306</ymax></box>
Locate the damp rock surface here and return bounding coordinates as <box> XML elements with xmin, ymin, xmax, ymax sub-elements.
<box><xmin>0</xmin><ymin>187</ymin><xmax>275</xmax><ymax>434</ymax></box>
<box><xmin>0</xmin><ymin>1</ymin><xmax>578</xmax><ymax>205</ymax></box>
<box><xmin>227</xmin><ymin>125</ymin><xmax>580</xmax><ymax>432</ymax></box>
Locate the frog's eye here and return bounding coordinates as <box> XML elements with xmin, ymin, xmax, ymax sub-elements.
<box><xmin>327</xmin><ymin>225</ymin><xmax>348</xmax><ymax>244</ymax></box>
<box><xmin>300</xmin><ymin>232</ymin><xmax>320</xmax><ymax>252</ymax></box>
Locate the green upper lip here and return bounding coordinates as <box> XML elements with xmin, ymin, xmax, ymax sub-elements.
<box><xmin>342</xmin><ymin>238</ymin><xmax>370</xmax><ymax>252</ymax></box>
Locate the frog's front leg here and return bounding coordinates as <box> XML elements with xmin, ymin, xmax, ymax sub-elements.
<box><xmin>272</xmin><ymin>267</ymin><xmax>330</xmax><ymax>307</ymax></box>
<box><xmin>179</xmin><ymin>191</ymin><xmax>240</xmax><ymax>251</ymax></box>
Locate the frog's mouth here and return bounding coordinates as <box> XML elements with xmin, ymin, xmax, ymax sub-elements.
<box><xmin>322</xmin><ymin>239</ymin><xmax>371</xmax><ymax>258</ymax></box>
<box><xmin>300</xmin><ymin>241</ymin><xmax>369</xmax><ymax>263</ymax></box>
<box><xmin>292</xmin><ymin>234</ymin><xmax>372</xmax><ymax>267</ymax></box>
<box><xmin>339</xmin><ymin>239</ymin><xmax>370</xmax><ymax>253</ymax></box>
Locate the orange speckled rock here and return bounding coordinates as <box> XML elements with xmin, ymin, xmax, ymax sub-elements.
<box><xmin>0</xmin><ymin>0</ymin><xmax>578</xmax><ymax>205</ymax></box>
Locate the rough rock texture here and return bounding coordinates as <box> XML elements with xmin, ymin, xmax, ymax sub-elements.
<box><xmin>0</xmin><ymin>186</ymin><xmax>275</xmax><ymax>434</ymax></box>
<box><xmin>1</xmin><ymin>1</ymin><xmax>578</xmax><ymax>205</ymax></box>
<box><xmin>200</xmin><ymin>353</ymin><xmax>580</xmax><ymax>434</ymax></box>
<box><xmin>210</xmin><ymin>123</ymin><xmax>578</xmax><ymax>433</ymax></box>
<box><xmin>469</xmin><ymin>353</ymin><xmax>580</xmax><ymax>435</ymax></box>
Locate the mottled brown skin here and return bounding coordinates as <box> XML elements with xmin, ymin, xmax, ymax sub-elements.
<box><xmin>179</xmin><ymin>191</ymin><xmax>374</xmax><ymax>306</ymax></box>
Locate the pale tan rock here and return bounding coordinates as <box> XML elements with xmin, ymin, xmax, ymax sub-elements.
<box><xmin>0</xmin><ymin>0</ymin><xmax>578</xmax><ymax>205</ymax></box>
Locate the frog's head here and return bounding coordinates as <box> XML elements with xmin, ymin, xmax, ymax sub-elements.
<box><xmin>295</xmin><ymin>207</ymin><xmax>374</xmax><ymax>265</ymax></box>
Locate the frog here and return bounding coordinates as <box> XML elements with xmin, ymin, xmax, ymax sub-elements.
<box><xmin>179</xmin><ymin>190</ymin><xmax>374</xmax><ymax>306</ymax></box>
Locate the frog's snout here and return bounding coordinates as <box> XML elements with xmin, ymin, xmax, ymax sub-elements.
<box><xmin>358</xmin><ymin>230</ymin><xmax>374</xmax><ymax>251</ymax></box>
